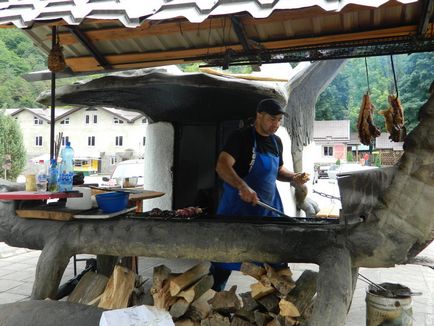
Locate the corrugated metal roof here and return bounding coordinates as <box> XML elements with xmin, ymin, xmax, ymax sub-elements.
<box><xmin>313</xmin><ymin>120</ymin><xmax>351</xmax><ymax>142</ymax></box>
<box><xmin>0</xmin><ymin>0</ymin><xmax>432</xmax><ymax>74</ymax></box>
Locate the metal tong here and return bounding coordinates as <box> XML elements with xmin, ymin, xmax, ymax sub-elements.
<box><xmin>256</xmin><ymin>200</ymin><xmax>299</xmax><ymax>223</ymax></box>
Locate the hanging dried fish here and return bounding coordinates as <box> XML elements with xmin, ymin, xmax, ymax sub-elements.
<box><xmin>380</xmin><ymin>95</ymin><xmax>406</xmax><ymax>142</ymax></box>
<box><xmin>357</xmin><ymin>92</ymin><xmax>381</xmax><ymax>145</ymax></box>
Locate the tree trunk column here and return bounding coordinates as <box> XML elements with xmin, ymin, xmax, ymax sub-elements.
<box><xmin>308</xmin><ymin>246</ymin><xmax>354</xmax><ymax>326</ymax></box>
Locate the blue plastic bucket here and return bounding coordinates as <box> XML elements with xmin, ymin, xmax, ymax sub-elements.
<box><xmin>95</xmin><ymin>191</ymin><xmax>129</xmax><ymax>213</ymax></box>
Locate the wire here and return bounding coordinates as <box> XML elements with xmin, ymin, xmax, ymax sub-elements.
<box><xmin>364</xmin><ymin>57</ymin><xmax>371</xmax><ymax>94</ymax></box>
<box><xmin>390</xmin><ymin>55</ymin><xmax>399</xmax><ymax>98</ymax></box>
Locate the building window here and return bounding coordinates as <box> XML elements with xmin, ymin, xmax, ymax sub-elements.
<box><xmin>88</xmin><ymin>136</ymin><xmax>95</xmax><ymax>146</ymax></box>
<box><xmin>110</xmin><ymin>157</ymin><xmax>117</xmax><ymax>165</ymax></box>
<box><xmin>115</xmin><ymin>136</ymin><xmax>123</xmax><ymax>146</ymax></box>
<box><xmin>323</xmin><ymin>146</ymin><xmax>333</xmax><ymax>157</ymax></box>
<box><xmin>113</xmin><ymin>117</ymin><xmax>124</xmax><ymax>124</ymax></box>
<box><xmin>60</xmin><ymin>118</ymin><xmax>69</xmax><ymax>125</ymax></box>
<box><xmin>143</xmin><ymin>137</ymin><xmax>146</xmax><ymax>146</ymax></box>
<box><xmin>35</xmin><ymin>136</ymin><xmax>42</xmax><ymax>146</ymax></box>
<box><xmin>61</xmin><ymin>136</ymin><xmax>69</xmax><ymax>146</ymax></box>
<box><xmin>85</xmin><ymin>111</ymin><xmax>98</xmax><ymax>124</ymax></box>
<box><xmin>34</xmin><ymin>116</ymin><xmax>43</xmax><ymax>125</ymax></box>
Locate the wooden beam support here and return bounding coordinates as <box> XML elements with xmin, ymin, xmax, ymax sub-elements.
<box><xmin>417</xmin><ymin>0</ymin><xmax>434</xmax><ymax>36</ymax></box>
<box><xmin>64</xmin><ymin>25</ymin><xmax>418</xmax><ymax>72</ymax></box>
<box><xmin>66</xmin><ymin>25</ymin><xmax>112</xmax><ymax>69</ymax></box>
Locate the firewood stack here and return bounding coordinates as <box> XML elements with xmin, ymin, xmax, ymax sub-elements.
<box><xmin>67</xmin><ymin>261</ymin><xmax>318</xmax><ymax>325</ymax></box>
<box><xmin>148</xmin><ymin>261</ymin><xmax>318</xmax><ymax>326</ymax></box>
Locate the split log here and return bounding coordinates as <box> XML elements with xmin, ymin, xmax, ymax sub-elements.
<box><xmin>264</xmin><ymin>264</ymin><xmax>295</xmax><ymax>296</ymax></box>
<box><xmin>239</xmin><ymin>292</ymin><xmax>259</xmax><ymax>312</ymax></box>
<box><xmin>178</xmin><ymin>274</ymin><xmax>214</xmax><ymax>303</ymax></box>
<box><xmin>240</xmin><ymin>262</ymin><xmax>266</xmax><ymax>281</ymax></box>
<box><xmin>153</xmin><ymin>276</ymin><xmax>177</xmax><ymax>309</ymax></box>
<box><xmin>250</xmin><ymin>282</ymin><xmax>275</xmax><ymax>300</ymax></box>
<box><xmin>285</xmin><ymin>270</ymin><xmax>317</xmax><ymax>318</ymax></box>
<box><xmin>234</xmin><ymin>308</ymin><xmax>255</xmax><ymax>324</ymax></box>
<box><xmin>230</xmin><ymin>316</ymin><xmax>255</xmax><ymax>326</ymax></box>
<box><xmin>254</xmin><ymin>311</ymin><xmax>273</xmax><ymax>326</ymax></box>
<box><xmin>201</xmin><ymin>312</ymin><xmax>231</xmax><ymax>326</ymax></box>
<box><xmin>67</xmin><ymin>271</ymin><xmax>108</xmax><ymax>305</ymax></box>
<box><xmin>257</xmin><ymin>293</ymin><xmax>280</xmax><ymax>313</ymax></box>
<box><xmin>188</xmin><ymin>289</ymin><xmax>216</xmax><ymax>321</ymax></box>
<box><xmin>175</xmin><ymin>319</ymin><xmax>200</xmax><ymax>326</ymax></box>
<box><xmin>208</xmin><ymin>285</ymin><xmax>241</xmax><ymax>314</ymax></box>
<box><xmin>170</xmin><ymin>298</ymin><xmax>190</xmax><ymax>318</ymax></box>
<box><xmin>170</xmin><ymin>262</ymin><xmax>211</xmax><ymax>296</ymax></box>
<box><xmin>278</xmin><ymin>299</ymin><xmax>300</xmax><ymax>318</ymax></box>
<box><xmin>275</xmin><ymin>315</ymin><xmax>298</xmax><ymax>326</ymax></box>
<box><xmin>98</xmin><ymin>265</ymin><xmax>135</xmax><ymax>309</ymax></box>
<box><xmin>152</xmin><ymin>265</ymin><xmax>171</xmax><ymax>290</ymax></box>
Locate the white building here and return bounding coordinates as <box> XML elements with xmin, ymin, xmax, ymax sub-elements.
<box><xmin>6</xmin><ymin>107</ymin><xmax>147</xmax><ymax>174</ymax></box>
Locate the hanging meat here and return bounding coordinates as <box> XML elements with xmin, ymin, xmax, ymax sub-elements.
<box><xmin>379</xmin><ymin>95</ymin><xmax>406</xmax><ymax>142</ymax></box>
<box><xmin>357</xmin><ymin>92</ymin><xmax>381</xmax><ymax>145</ymax></box>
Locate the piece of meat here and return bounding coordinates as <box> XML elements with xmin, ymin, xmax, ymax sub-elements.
<box><xmin>357</xmin><ymin>93</ymin><xmax>381</xmax><ymax>145</ymax></box>
<box><xmin>387</xmin><ymin>95</ymin><xmax>407</xmax><ymax>142</ymax></box>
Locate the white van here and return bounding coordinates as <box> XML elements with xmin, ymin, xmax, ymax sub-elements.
<box><xmin>101</xmin><ymin>159</ymin><xmax>145</xmax><ymax>187</ymax></box>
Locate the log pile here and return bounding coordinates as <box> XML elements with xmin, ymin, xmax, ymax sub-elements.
<box><xmin>148</xmin><ymin>262</ymin><xmax>318</xmax><ymax>326</ymax></box>
<box><xmin>67</xmin><ymin>261</ymin><xmax>318</xmax><ymax>325</ymax></box>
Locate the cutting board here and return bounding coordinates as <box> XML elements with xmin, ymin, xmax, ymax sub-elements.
<box><xmin>16</xmin><ymin>207</ymin><xmax>81</xmax><ymax>221</ymax></box>
<box><xmin>16</xmin><ymin>206</ymin><xmax>136</xmax><ymax>221</ymax></box>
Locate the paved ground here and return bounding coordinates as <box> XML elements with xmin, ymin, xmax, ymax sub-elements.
<box><xmin>0</xmin><ymin>178</ymin><xmax>432</xmax><ymax>325</ymax></box>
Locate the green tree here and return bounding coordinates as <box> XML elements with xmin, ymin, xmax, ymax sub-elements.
<box><xmin>315</xmin><ymin>53</ymin><xmax>434</xmax><ymax>133</ymax></box>
<box><xmin>0</xmin><ymin>109</ymin><xmax>26</xmax><ymax>180</ymax></box>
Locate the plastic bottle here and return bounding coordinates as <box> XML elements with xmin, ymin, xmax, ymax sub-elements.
<box><xmin>36</xmin><ymin>159</ymin><xmax>48</xmax><ymax>192</ymax></box>
<box><xmin>47</xmin><ymin>159</ymin><xmax>59</xmax><ymax>192</ymax></box>
<box><xmin>58</xmin><ymin>142</ymin><xmax>74</xmax><ymax>192</ymax></box>
<box><xmin>25</xmin><ymin>160</ymin><xmax>37</xmax><ymax>192</ymax></box>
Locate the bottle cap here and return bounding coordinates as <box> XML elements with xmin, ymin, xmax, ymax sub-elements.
<box><xmin>66</xmin><ymin>141</ymin><xmax>71</xmax><ymax>146</ymax></box>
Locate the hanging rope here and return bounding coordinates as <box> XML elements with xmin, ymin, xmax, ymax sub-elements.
<box><xmin>364</xmin><ymin>57</ymin><xmax>370</xmax><ymax>94</ymax></box>
<box><xmin>390</xmin><ymin>55</ymin><xmax>399</xmax><ymax>98</ymax></box>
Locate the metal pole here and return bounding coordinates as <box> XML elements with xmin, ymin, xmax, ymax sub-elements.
<box><xmin>50</xmin><ymin>26</ymin><xmax>56</xmax><ymax>160</ymax></box>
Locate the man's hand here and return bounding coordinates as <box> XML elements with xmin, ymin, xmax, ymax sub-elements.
<box><xmin>292</xmin><ymin>172</ymin><xmax>310</xmax><ymax>185</ymax></box>
<box><xmin>238</xmin><ymin>184</ymin><xmax>259</xmax><ymax>205</ymax></box>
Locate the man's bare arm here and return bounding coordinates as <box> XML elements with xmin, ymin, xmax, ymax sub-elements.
<box><xmin>277</xmin><ymin>166</ymin><xmax>310</xmax><ymax>185</ymax></box>
<box><xmin>216</xmin><ymin>151</ymin><xmax>258</xmax><ymax>204</ymax></box>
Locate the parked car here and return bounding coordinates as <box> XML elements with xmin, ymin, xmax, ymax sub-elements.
<box><xmin>327</xmin><ymin>163</ymin><xmax>377</xmax><ymax>180</ymax></box>
<box><xmin>101</xmin><ymin>159</ymin><xmax>145</xmax><ymax>187</ymax></box>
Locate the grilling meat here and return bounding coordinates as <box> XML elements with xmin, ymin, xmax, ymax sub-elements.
<box><xmin>357</xmin><ymin>92</ymin><xmax>381</xmax><ymax>145</ymax></box>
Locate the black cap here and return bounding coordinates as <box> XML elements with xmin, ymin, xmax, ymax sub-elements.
<box><xmin>256</xmin><ymin>99</ymin><xmax>287</xmax><ymax>116</ymax></box>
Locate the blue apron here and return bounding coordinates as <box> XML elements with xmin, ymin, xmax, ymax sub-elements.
<box><xmin>214</xmin><ymin>128</ymin><xmax>284</xmax><ymax>271</ymax></box>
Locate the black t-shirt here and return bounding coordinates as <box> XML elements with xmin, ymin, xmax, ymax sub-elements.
<box><xmin>222</xmin><ymin>126</ymin><xmax>283</xmax><ymax>178</ymax></box>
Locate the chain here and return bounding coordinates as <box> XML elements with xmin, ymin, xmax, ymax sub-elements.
<box><xmin>313</xmin><ymin>189</ymin><xmax>341</xmax><ymax>201</ymax></box>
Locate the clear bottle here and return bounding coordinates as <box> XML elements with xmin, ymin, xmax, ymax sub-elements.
<box><xmin>58</xmin><ymin>141</ymin><xmax>74</xmax><ymax>192</ymax></box>
<box><xmin>25</xmin><ymin>160</ymin><xmax>37</xmax><ymax>192</ymax></box>
<box><xmin>47</xmin><ymin>159</ymin><xmax>59</xmax><ymax>192</ymax></box>
<box><xmin>36</xmin><ymin>159</ymin><xmax>48</xmax><ymax>192</ymax></box>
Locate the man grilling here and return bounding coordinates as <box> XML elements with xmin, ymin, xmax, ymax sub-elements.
<box><xmin>211</xmin><ymin>98</ymin><xmax>309</xmax><ymax>291</ymax></box>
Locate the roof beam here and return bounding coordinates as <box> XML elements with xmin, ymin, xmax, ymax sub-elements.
<box><xmin>64</xmin><ymin>25</ymin><xmax>419</xmax><ymax>73</ymax></box>
<box><xmin>66</xmin><ymin>25</ymin><xmax>112</xmax><ymax>69</ymax></box>
<box><xmin>417</xmin><ymin>0</ymin><xmax>434</xmax><ymax>35</ymax></box>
